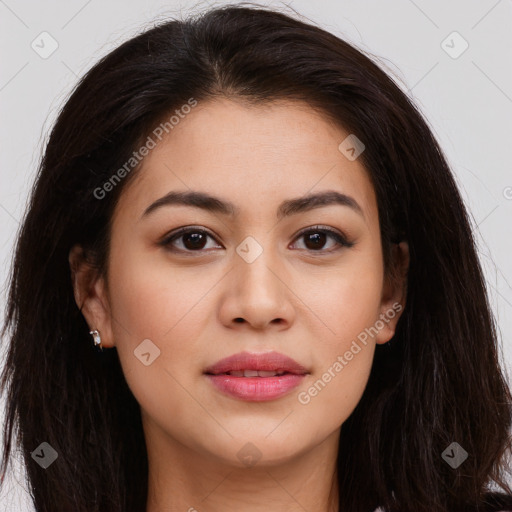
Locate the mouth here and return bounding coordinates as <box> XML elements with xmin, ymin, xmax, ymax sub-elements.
<box><xmin>203</xmin><ymin>351</ymin><xmax>309</xmax><ymax>401</ymax></box>
<box><xmin>206</xmin><ymin>369</ymin><xmax>294</xmax><ymax>377</ymax></box>
<box><xmin>203</xmin><ymin>350</ymin><xmax>309</xmax><ymax>376</ymax></box>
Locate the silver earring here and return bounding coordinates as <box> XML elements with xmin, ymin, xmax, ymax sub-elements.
<box><xmin>89</xmin><ymin>329</ymin><xmax>103</xmax><ymax>351</ymax></box>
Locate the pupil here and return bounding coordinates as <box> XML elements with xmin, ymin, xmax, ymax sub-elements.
<box><xmin>305</xmin><ymin>232</ymin><xmax>326</xmax><ymax>250</ymax></box>
<box><xmin>184</xmin><ymin>232</ymin><xmax>206</xmax><ymax>250</ymax></box>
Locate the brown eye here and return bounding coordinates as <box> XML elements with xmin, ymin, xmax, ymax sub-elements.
<box><xmin>303</xmin><ymin>232</ymin><xmax>328</xmax><ymax>250</ymax></box>
<box><xmin>161</xmin><ymin>227</ymin><xmax>222</xmax><ymax>253</ymax></box>
<box><xmin>182</xmin><ymin>232</ymin><xmax>207</xmax><ymax>250</ymax></box>
<box><xmin>160</xmin><ymin>225</ymin><xmax>353</xmax><ymax>255</ymax></box>
<box><xmin>291</xmin><ymin>226</ymin><xmax>354</xmax><ymax>252</ymax></box>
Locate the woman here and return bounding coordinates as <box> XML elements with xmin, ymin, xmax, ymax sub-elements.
<box><xmin>1</xmin><ymin>4</ymin><xmax>511</xmax><ymax>512</ymax></box>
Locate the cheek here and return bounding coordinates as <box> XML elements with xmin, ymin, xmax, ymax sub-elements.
<box><xmin>291</xmin><ymin>251</ymin><xmax>383</xmax><ymax>419</ymax></box>
<box><xmin>107</xmin><ymin>241</ymin><xmax>216</xmax><ymax>339</ymax></box>
<box><xmin>106</xmin><ymin>247</ymin><xmax>213</xmax><ymax>432</ymax></box>
<box><xmin>295</xmin><ymin>343</ymin><xmax>374</xmax><ymax>435</ymax></box>
<box><xmin>105</xmin><ymin>242</ymin><xmax>216</xmax><ymax>392</ymax></box>
<box><xmin>294</xmin><ymin>250</ymin><xmax>384</xmax><ymax>351</ymax></box>
<box><xmin>292</xmin><ymin>271</ymin><xmax>381</xmax><ymax>428</ymax></box>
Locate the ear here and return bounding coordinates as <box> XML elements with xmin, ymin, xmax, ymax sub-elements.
<box><xmin>375</xmin><ymin>241</ymin><xmax>409</xmax><ymax>345</ymax></box>
<box><xmin>68</xmin><ymin>244</ymin><xmax>115</xmax><ymax>348</ymax></box>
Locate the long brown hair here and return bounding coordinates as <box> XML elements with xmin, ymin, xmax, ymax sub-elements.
<box><xmin>1</xmin><ymin>4</ymin><xmax>511</xmax><ymax>511</ymax></box>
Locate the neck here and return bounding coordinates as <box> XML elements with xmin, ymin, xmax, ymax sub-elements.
<box><xmin>143</xmin><ymin>415</ymin><xmax>340</xmax><ymax>512</ymax></box>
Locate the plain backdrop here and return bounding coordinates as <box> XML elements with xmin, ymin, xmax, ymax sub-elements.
<box><xmin>1</xmin><ymin>0</ymin><xmax>511</xmax><ymax>509</ymax></box>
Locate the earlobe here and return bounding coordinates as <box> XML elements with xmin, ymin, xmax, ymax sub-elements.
<box><xmin>68</xmin><ymin>244</ymin><xmax>115</xmax><ymax>348</ymax></box>
<box><xmin>376</xmin><ymin>241</ymin><xmax>409</xmax><ymax>345</ymax></box>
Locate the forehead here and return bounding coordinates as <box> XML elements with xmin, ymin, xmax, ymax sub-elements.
<box><xmin>115</xmin><ymin>98</ymin><xmax>378</xmax><ymax>225</ymax></box>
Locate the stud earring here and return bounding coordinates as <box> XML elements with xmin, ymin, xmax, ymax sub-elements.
<box><xmin>89</xmin><ymin>329</ymin><xmax>103</xmax><ymax>351</ymax></box>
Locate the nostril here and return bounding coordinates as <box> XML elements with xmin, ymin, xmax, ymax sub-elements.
<box><xmin>234</xmin><ymin>318</ymin><xmax>244</xmax><ymax>323</ymax></box>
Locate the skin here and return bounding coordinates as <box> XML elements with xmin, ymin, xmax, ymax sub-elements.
<box><xmin>70</xmin><ymin>97</ymin><xmax>409</xmax><ymax>512</ymax></box>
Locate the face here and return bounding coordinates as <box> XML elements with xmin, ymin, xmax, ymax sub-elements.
<box><xmin>70</xmin><ymin>97</ymin><xmax>407</xmax><ymax>469</ymax></box>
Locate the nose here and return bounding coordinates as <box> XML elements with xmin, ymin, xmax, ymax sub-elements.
<box><xmin>218</xmin><ymin>241</ymin><xmax>296</xmax><ymax>331</ymax></box>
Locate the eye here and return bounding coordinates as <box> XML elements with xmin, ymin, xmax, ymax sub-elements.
<box><xmin>160</xmin><ymin>226</ymin><xmax>222</xmax><ymax>253</ymax></box>
<box><xmin>291</xmin><ymin>225</ymin><xmax>354</xmax><ymax>252</ymax></box>
<box><xmin>160</xmin><ymin>225</ymin><xmax>354</xmax><ymax>255</ymax></box>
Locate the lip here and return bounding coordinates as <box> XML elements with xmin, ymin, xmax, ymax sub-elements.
<box><xmin>204</xmin><ymin>350</ymin><xmax>309</xmax><ymax>375</ymax></box>
<box><xmin>204</xmin><ymin>351</ymin><xmax>309</xmax><ymax>402</ymax></box>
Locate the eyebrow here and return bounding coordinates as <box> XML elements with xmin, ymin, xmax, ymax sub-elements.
<box><xmin>140</xmin><ymin>189</ymin><xmax>364</xmax><ymax>221</ymax></box>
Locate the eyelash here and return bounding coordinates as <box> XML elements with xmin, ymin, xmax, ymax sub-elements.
<box><xmin>159</xmin><ymin>225</ymin><xmax>354</xmax><ymax>255</ymax></box>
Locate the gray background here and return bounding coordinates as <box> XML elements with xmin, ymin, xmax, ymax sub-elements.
<box><xmin>1</xmin><ymin>0</ymin><xmax>511</xmax><ymax>509</ymax></box>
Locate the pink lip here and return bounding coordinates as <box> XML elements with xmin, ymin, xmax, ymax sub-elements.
<box><xmin>204</xmin><ymin>351</ymin><xmax>309</xmax><ymax>402</ymax></box>
<box><xmin>204</xmin><ymin>350</ymin><xmax>308</xmax><ymax>375</ymax></box>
